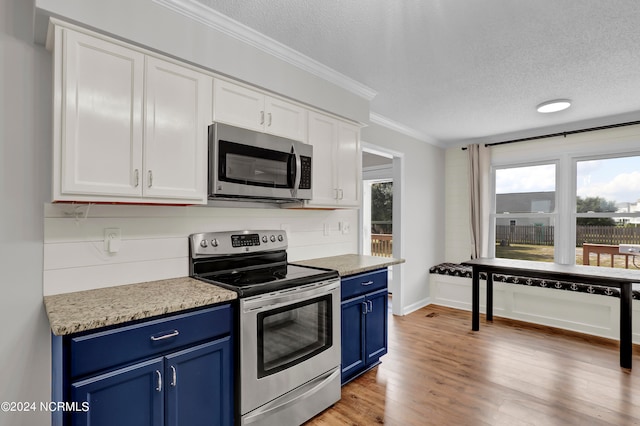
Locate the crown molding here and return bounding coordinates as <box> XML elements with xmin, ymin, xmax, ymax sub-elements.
<box><xmin>152</xmin><ymin>0</ymin><xmax>377</xmax><ymax>101</ymax></box>
<box><xmin>369</xmin><ymin>112</ymin><xmax>445</xmax><ymax>148</ymax></box>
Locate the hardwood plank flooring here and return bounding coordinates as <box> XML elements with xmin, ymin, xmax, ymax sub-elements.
<box><xmin>306</xmin><ymin>305</ymin><xmax>640</xmax><ymax>425</ymax></box>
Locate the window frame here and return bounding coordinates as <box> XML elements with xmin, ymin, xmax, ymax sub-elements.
<box><xmin>489</xmin><ymin>149</ymin><xmax>640</xmax><ymax>265</ymax></box>
<box><xmin>490</xmin><ymin>160</ymin><xmax>559</xmax><ymax>262</ymax></box>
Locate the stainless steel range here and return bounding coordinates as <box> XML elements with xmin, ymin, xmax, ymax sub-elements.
<box><xmin>189</xmin><ymin>230</ymin><xmax>341</xmax><ymax>426</ymax></box>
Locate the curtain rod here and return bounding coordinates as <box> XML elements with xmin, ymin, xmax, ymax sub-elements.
<box><xmin>460</xmin><ymin>120</ymin><xmax>640</xmax><ymax>150</ymax></box>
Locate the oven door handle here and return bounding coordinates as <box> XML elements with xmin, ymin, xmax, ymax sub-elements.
<box><xmin>243</xmin><ymin>280</ymin><xmax>340</xmax><ymax>313</ymax></box>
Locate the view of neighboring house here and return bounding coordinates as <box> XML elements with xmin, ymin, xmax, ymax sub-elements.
<box><xmin>495</xmin><ymin>191</ymin><xmax>555</xmax><ymax>227</ymax></box>
<box><xmin>617</xmin><ymin>200</ymin><xmax>640</xmax><ymax>225</ymax></box>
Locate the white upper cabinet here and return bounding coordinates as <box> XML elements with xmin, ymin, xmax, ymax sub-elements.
<box><xmin>213</xmin><ymin>79</ymin><xmax>307</xmax><ymax>142</ymax></box>
<box><xmin>50</xmin><ymin>23</ymin><xmax>211</xmax><ymax>204</ymax></box>
<box><xmin>144</xmin><ymin>57</ymin><xmax>211</xmax><ymax>202</ymax></box>
<box><xmin>55</xmin><ymin>29</ymin><xmax>145</xmax><ymax>198</ymax></box>
<box><xmin>307</xmin><ymin>111</ymin><xmax>361</xmax><ymax>208</ymax></box>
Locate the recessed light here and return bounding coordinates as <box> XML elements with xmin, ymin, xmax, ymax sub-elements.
<box><xmin>537</xmin><ymin>99</ymin><xmax>571</xmax><ymax>113</ymax></box>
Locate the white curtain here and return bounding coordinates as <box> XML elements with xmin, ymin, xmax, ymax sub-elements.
<box><xmin>467</xmin><ymin>144</ymin><xmax>491</xmax><ymax>259</ymax></box>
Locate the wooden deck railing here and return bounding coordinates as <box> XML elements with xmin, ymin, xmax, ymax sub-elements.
<box><xmin>582</xmin><ymin>243</ymin><xmax>636</xmax><ymax>268</ymax></box>
<box><xmin>371</xmin><ymin>234</ymin><xmax>393</xmax><ymax>257</ymax></box>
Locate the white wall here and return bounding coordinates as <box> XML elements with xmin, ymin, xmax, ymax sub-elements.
<box><xmin>43</xmin><ymin>204</ymin><xmax>358</xmax><ymax>295</ymax></box>
<box><xmin>361</xmin><ymin>122</ymin><xmax>446</xmax><ymax>313</ymax></box>
<box><xmin>0</xmin><ymin>1</ymin><xmax>52</xmax><ymax>425</ymax></box>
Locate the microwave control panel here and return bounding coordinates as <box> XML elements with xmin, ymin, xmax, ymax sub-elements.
<box><xmin>300</xmin><ymin>156</ymin><xmax>312</xmax><ymax>190</ymax></box>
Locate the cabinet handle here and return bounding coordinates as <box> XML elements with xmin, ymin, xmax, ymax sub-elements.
<box><xmin>148</xmin><ymin>170</ymin><xmax>153</xmax><ymax>188</ymax></box>
<box><xmin>361</xmin><ymin>280</ymin><xmax>374</xmax><ymax>286</ymax></box>
<box><xmin>170</xmin><ymin>365</ymin><xmax>177</xmax><ymax>387</ymax></box>
<box><xmin>150</xmin><ymin>330</ymin><xmax>179</xmax><ymax>341</ymax></box>
<box><xmin>267</xmin><ymin>112</ymin><xmax>272</xmax><ymax>126</ymax></box>
<box><xmin>368</xmin><ymin>300</ymin><xmax>373</xmax><ymax>312</ymax></box>
<box><xmin>362</xmin><ymin>301</ymin><xmax>369</xmax><ymax>314</ymax></box>
<box><xmin>155</xmin><ymin>370</ymin><xmax>162</xmax><ymax>392</ymax></box>
<box><xmin>134</xmin><ymin>169</ymin><xmax>140</xmax><ymax>187</ymax></box>
<box><xmin>260</xmin><ymin>111</ymin><xmax>265</xmax><ymax>125</ymax></box>
<box><xmin>339</xmin><ymin>189</ymin><xmax>344</xmax><ymax>200</ymax></box>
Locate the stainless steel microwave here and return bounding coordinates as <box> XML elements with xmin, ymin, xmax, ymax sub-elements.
<box><xmin>208</xmin><ymin>123</ymin><xmax>312</xmax><ymax>202</ymax></box>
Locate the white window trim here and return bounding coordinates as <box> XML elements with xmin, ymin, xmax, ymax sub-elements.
<box><xmin>488</xmin><ymin>129</ymin><xmax>640</xmax><ymax>265</ymax></box>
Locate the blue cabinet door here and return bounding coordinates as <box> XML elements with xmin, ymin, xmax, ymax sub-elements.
<box><xmin>71</xmin><ymin>358</ymin><xmax>164</xmax><ymax>426</ymax></box>
<box><xmin>364</xmin><ymin>288</ymin><xmax>388</xmax><ymax>365</ymax></box>
<box><xmin>340</xmin><ymin>295</ymin><xmax>366</xmax><ymax>383</ymax></box>
<box><xmin>165</xmin><ymin>337</ymin><xmax>233</xmax><ymax>426</ymax></box>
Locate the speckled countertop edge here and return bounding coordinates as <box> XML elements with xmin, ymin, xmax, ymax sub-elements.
<box><xmin>292</xmin><ymin>254</ymin><xmax>405</xmax><ymax>277</ymax></box>
<box><xmin>44</xmin><ymin>277</ymin><xmax>237</xmax><ymax>336</ymax></box>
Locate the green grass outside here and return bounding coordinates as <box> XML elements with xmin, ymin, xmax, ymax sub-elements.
<box><xmin>495</xmin><ymin>243</ymin><xmax>640</xmax><ymax>269</ymax></box>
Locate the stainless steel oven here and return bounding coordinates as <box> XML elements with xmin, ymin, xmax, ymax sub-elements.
<box><xmin>208</xmin><ymin>123</ymin><xmax>313</xmax><ymax>202</ymax></box>
<box><xmin>189</xmin><ymin>230</ymin><xmax>340</xmax><ymax>426</ymax></box>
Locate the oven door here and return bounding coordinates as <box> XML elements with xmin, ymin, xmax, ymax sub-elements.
<box><xmin>209</xmin><ymin>123</ymin><xmax>312</xmax><ymax>200</ymax></box>
<box><xmin>239</xmin><ymin>278</ymin><xmax>340</xmax><ymax>417</ymax></box>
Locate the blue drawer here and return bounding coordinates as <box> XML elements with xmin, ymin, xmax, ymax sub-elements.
<box><xmin>70</xmin><ymin>304</ymin><xmax>231</xmax><ymax>379</ymax></box>
<box><xmin>341</xmin><ymin>269</ymin><xmax>387</xmax><ymax>300</ymax></box>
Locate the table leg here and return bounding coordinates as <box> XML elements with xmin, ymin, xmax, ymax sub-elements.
<box><xmin>620</xmin><ymin>282</ymin><xmax>632</xmax><ymax>369</ymax></box>
<box><xmin>472</xmin><ymin>266</ymin><xmax>479</xmax><ymax>331</ymax></box>
<box><xmin>486</xmin><ymin>273</ymin><xmax>493</xmax><ymax>322</ymax></box>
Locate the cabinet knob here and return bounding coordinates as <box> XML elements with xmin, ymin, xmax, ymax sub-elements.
<box><xmin>260</xmin><ymin>111</ymin><xmax>265</xmax><ymax>125</ymax></box>
<box><xmin>148</xmin><ymin>170</ymin><xmax>153</xmax><ymax>188</ymax></box>
<box><xmin>134</xmin><ymin>169</ymin><xmax>140</xmax><ymax>187</ymax></box>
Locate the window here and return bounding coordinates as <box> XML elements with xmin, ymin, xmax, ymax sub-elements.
<box><xmin>493</xmin><ymin>164</ymin><xmax>557</xmax><ymax>262</ymax></box>
<box><xmin>489</xmin><ymin>147</ymin><xmax>640</xmax><ymax>268</ymax></box>
<box><xmin>575</xmin><ymin>155</ymin><xmax>640</xmax><ymax>267</ymax></box>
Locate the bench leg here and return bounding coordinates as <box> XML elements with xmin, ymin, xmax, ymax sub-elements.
<box><xmin>472</xmin><ymin>267</ymin><xmax>479</xmax><ymax>331</ymax></box>
<box><xmin>620</xmin><ymin>282</ymin><xmax>632</xmax><ymax>369</ymax></box>
<box><xmin>486</xmin><ymin>273</ymin><xmax>493</xmax><ymax>322</ymax></box>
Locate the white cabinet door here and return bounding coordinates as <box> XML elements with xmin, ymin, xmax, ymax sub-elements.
<box><xmin>264</xmin><ymin>96</ymin><xmax>307</xmax><ymax>141</ymax></box>
<box><xmin>307</xmin><ymin>111</ymin><xmax>338</xmax><ymax>207</ymax></box>
<box><xmin>213</xmin><ymin>79</ymin><xmax>263</xmax><ymax>131</ymax></box>
<box><xmin>306</xmin><ymin>112</ymin><xmax>361</xmax><ymax>208</ymax></box>
<box><xmin>336</xmin><ymin>121</ymin><xmax>361</xmax><ymax>207</ymax></box>
<box><xmin>213</xmin><ymin>79</ymin><xmax>308</xmax><ymax>142</ymax></box>
<box><xmin>57</xmin><ymin>29</ymin><xmax>144</xmax><ymax>199</ymax></box>
<box><xmin>144</xmin><ymin>57</ymin><xmax>211</xmax><ymax>203</ymax></box>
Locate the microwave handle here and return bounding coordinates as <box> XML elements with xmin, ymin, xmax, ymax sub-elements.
<box><xmin>291</xmin><ymin>144</ymin><xmax>302</xmax><ymax>193</ymax></box>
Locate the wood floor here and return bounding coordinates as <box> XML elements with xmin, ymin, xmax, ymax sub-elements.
<box><xmin>306</xmin><ymin>305</ymin><xmax>640</xmax><ymax>425</ymax></box>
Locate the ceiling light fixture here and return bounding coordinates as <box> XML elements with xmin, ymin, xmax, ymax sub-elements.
<box><xmin>536</xmin><ymin>99</ymin><xmax>571</xmax><ymax>113</ymax></box>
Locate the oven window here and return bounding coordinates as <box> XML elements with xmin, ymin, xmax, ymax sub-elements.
<box><xmin>257</xmin><ymin>295</ymin><xmax>332</xmax><ymax>378</ymax></box>
<box><xmin>219</xmin><ymin>140</ymin><xmax>294</xmax><ymax>188</ymax></box>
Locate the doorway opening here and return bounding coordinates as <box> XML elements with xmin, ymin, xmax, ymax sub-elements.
<box><xmin>361</xmin><ymin>144</ymin><xmax>404</xmax><ymax>316</ymax></box>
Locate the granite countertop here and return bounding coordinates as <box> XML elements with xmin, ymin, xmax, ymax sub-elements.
<box><xmin>293</xmin><ymin>254</ymin><xmax>405</xmax><ymax>277</ymax></box>
<box><xmin>44</xmin><ymin>277</ymin><xmax>237</xmax><ymax>336</ymax></box>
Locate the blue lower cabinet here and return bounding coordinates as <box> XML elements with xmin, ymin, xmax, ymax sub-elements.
<box><xmin>340</xmin><ymin>269</ymin><xmax>388</xmax><ymax>384</ymax></box>
<box><xmin>59</xmin><ymin>304</ymin><xmax>234</xmax><ymax>426</ymax></box>
<box><xmin>340</xmin><ymin>296</ymin><xmax>366</xmax><ymax>382</ymax></box>
<box><xmin>165</xmin><ymin>337</ymin><xmax>232</xmax><ymax>426</ymax></box>
<box><xmin>71</xmin><ymin>358</ymin><xmax>164</xmax><ymax>426</ymax></box>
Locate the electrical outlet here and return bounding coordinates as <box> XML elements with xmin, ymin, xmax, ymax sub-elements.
<box><xmin>341</xmin><ymin>221</ymin><xmax>350</xmax><ymax>234</ymax></box>
<box><xmin>104</xmin><ymin>228</ymin><xmax>121</xmax><ymax>253</ymax></box>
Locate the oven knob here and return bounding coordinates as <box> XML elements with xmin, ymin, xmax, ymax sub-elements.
<box><xmin>211</xmin><ymin>239</ymin><xmax>219</xmax><ymax>247</ymax></box>
<box><xmin>277</xmin><ymin>235</ymin><xmax>284</xmax><ymax>242</ymax></box>
<box><xmin>262</xmin><ymin>235</ymin><xmax>268</xmax><ymax>243</ymax></box>
<box><xmin>200</xmin><ymin>240</ymin><xmax>208</xmax><ymax>248</ymax></box>
<box><xmin>270</xmin><ymin>235</ymin><xmax>276</xmax><ymax>242</ymax></box>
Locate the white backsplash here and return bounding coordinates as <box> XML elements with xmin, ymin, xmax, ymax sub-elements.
<box><xmin>43</xmin><ymin>203</ymin><xmax>359</xmax><ymax>295</ymax></box>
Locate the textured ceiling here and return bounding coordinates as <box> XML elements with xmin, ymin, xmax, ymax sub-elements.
<box><xmin>196</xmin><ymin>0</ymin><xmax>640</xmax><ymax>147</ymax></box>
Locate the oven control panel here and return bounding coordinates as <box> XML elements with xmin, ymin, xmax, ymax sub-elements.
<box><xmin>190</xmin><ymin>230</ymin><xmax>288</xmax><ymax>257</ymax></box>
